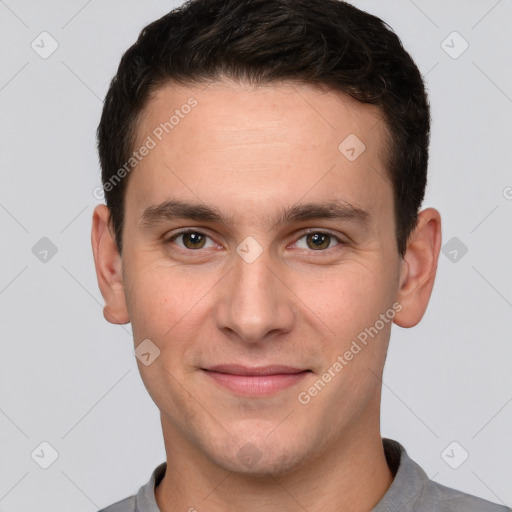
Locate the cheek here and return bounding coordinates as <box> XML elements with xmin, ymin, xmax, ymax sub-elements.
<box><xmin>297</xmin><ymin>258</ymin><xmax>393</xmax><ymax>339</ymax></box>
<box><xmin>125</xmin><ymin>261</ymin><xmax>218</xmax><ymax>357</ymax></box>
<box><xmin>126</xmin><ymin>266</ymin><xmax>206</xmax><ymax>413</ymax></box>
<box><xmin>124</xmin><ymin>262</ymin><xmax>183</xmax><ymax>343</ymax></box>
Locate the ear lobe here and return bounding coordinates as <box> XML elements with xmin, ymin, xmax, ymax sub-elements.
<box><xmin>91</xmin><ymin>204</ymin><xmax>130</xmax><ymax>325</ymax></box>
<box><xmin>393</xmin><ymin>208</ymin><xmax>442</xmax><ymax>328</ymax></box>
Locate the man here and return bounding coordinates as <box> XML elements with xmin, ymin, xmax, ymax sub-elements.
<box><xmin>91</xmin><ymin>0</ymin><xmax>509</xmax><ymax>511</ymax></box>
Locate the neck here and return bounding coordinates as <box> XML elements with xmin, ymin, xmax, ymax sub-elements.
<box><xmin>155</xmin><ymin>410</ymin><xmax>393</xmax><ymax>512</ymax></box>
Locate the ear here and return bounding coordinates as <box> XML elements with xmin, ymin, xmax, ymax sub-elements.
<box><xmin>91</xmin><ymin>204</ymin><xmax>130</xmax><ymax>325</ymax></box>
<box><xmin>394</xmin><ymin>207</ymin><xmax>442</xmax><ymax>328</ymax></box>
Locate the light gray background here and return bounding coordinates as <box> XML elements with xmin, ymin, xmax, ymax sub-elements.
<box><xmin>0</xmin><ymin>0</ymin><xmax>511</xmax><ymax>510</ymax></box>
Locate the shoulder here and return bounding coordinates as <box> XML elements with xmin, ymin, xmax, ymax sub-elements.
<box><xmin>96</xmin><ymin>461</ymin><xmax>166</xmax><ymax>512</ymax></box>
<box><xmin>97</xmin><ymin>495</ymin><xmax>136</xmax><ymax>512</ymax></box>
<box><xmin>377</xmin><ymin>439</ymin><xmax>510</xmax><ymax>512</ymax></box>
<box><xmin>422</xmin><ymin>480</ymin><xmax>510</xmax><ymax>512</ymax></box>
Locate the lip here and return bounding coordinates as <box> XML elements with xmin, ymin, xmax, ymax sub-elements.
<box><xmin>202</xmin><ymin>365</ymin><xmax>311</xmax><ymax>396</ymax></box>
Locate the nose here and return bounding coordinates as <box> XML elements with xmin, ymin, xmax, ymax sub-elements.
<box><xmin>213</xmin><ymin>244</ymin><xmax>295</xmax><ymax>345</ymax></box>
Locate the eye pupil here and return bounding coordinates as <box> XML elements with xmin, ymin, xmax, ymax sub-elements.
<box><xmin>183</xmin><ymin>232</ymin><xmax>206</xmax><ymax>249</ymax></box>
<box><xmin>307</xmin><ymin>233</ymin><xmax>330</xmax><ymax>250</ymax></box>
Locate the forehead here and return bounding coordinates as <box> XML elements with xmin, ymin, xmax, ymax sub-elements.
<box><xmin>137</xmin><ymin>79</ymin><xmax>387</xmax><ymax>155</ymax></box>
<box><xmin>127</xmin><ymin>79</ymin><xmax>393</xmax><ymax>229</ymax></box>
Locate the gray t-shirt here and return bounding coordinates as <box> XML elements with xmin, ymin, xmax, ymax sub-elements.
<box><xmin>98</xmin><ymin>438</ymin><xmax>510</xmax><ymax>512</ymax></box>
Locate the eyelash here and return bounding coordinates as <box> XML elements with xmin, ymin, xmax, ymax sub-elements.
<box><xmin>164</xmin><ymin>228</ymin><xmax>345</xmax><ymax>253</ymax></box>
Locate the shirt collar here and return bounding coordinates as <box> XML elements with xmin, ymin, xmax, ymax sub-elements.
<box><xmin>135</xmin><ymin>461</ymin><xmax>166</xmax><ymax>512</ymax></box>
<box><xmin>372</xmin><ymin>438</ymin><xmax>431</xmax><ymax>511</ymax></box>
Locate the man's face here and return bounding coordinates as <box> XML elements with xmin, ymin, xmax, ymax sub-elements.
<box><xmin>118</xmin><ymin>80</ymin><xmax>403</xmax><ymax>474</ymax></box>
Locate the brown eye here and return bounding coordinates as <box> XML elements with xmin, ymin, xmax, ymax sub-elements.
<box><xmin>306</xmin><ymin>232</ymin><xmax>332</xmax><ymax>250</ymax></box>
<box><xmin>181</xmin><ymin>232</ymin><xmax>207</xmax><ymax>249</ymax></box>
<box><xmin>167</xmin><ymin>230</ymin><xmax>213</xmax><ymax>250</ymax></box>
<box><xmin>293</xmin><ymin>231</ymin><xmax>342</xmax><ymax>252</ymax></box>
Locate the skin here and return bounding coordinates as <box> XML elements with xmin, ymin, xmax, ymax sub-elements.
<box><xmin>92</xmin><ymin>79</ymin><xmax>442</xmax><ymax>512</ymax></box>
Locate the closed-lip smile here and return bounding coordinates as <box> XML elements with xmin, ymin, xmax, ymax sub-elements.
<box><xmin>202</xmin><ymin>364</ymin><xmax>311</xmax><ymax>395</ymax></box>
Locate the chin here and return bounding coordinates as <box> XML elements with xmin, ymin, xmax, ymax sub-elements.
<box><xmin>207</xmin><ymin>431</ymin><xmax>312</xmax><ymax>477</ymax></box>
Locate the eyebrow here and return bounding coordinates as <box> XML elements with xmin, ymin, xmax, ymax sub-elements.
<box><xmin>140</xmin><ymin>199</ymin><xmax>370</xmax><ymax>230</ymax></box>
